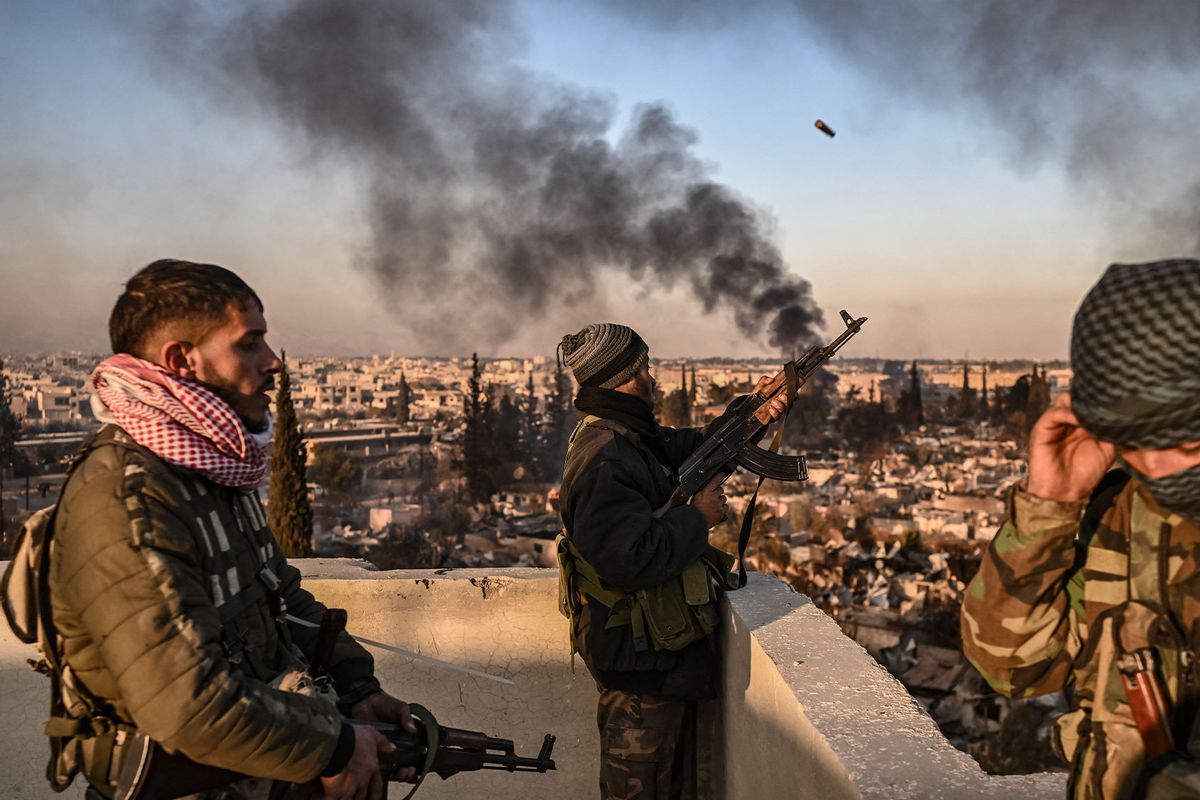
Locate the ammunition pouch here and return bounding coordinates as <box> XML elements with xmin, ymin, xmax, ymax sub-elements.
<box><xmin>556</xmin><ymin>532</ymin><xmax>735</xmax><ymax>653</ymax></box>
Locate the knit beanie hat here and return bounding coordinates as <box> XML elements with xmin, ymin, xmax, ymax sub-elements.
<box><xmin>1071</xmin><ymin>259</ymin><xmax>1200</xmax><ymax>448</ymax></box>
<box><xmin>559</xmin><ymin>323</ymin><xmax>649</xmax><ymax>389</ymax></box>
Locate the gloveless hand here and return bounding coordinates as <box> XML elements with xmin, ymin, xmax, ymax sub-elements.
<box><xmin>753</xmin><ymin>375</ymin><xmax>789</xmax><ymax>422</ymax></box>
<box><xmin>319</xmin><ymin>724</ymin><xmax>394</xmax><ymax>800</ymax></box>
<box><xmin>1026</xmin><ymin>392</ymin><xmax>1116</xmax><ymax>503</ymax></box>
<box><xmin>690</xmin><ymin>471</ymin><xmax>729</xmax><ymax>528</ymax></box>
<box><xmin>349</xmin><ymin>691</ymin><xmax>418</xmax><ymax>784</ymax></box>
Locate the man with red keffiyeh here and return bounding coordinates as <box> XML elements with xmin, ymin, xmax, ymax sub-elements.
<box><xmin>45</xmin><ymin>260</ymin><xmax>417</xmax><ymax>800</ymax></box>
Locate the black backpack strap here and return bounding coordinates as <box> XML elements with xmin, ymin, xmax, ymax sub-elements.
<box><xmin>30</xmin><ymin>429</ymin><xmax>134</xmax><ymax>791</ymax></box>
<box><xmin>1072</xmin><ymin>469</ymin><xmax>1131</xmax><ymax>571</ymax></box>
<box><xmin>732</xmin><ymin>386</ymin><xmax>797</xmax><ymax>589</ymax></box>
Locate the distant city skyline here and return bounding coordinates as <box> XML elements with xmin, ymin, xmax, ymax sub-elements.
<box><xmin>3</xmin><ymin>2</ymin><xmax>1198</xmax><ymax>360</ymax></box>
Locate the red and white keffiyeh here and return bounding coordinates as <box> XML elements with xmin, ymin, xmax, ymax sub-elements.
<box><xmin>91</xmin><ymin>354</ymin><xmax>269</xmax><ymax>489</ymax></box>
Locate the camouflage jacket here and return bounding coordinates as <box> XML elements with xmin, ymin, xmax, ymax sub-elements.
<box><xmin>962</xmin><ymin>476</ymin><xmax>1200</xmax><ymax>799</ymax></box>
<box><xmin>49</xmin><ymin>426</ymin><xmax>374</xmax><ymax>788</ymax></box>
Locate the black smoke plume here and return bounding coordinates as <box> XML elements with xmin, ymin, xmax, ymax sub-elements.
<box><xmin>135</xmin><ymin>0</ymin><xmax>823</xmax><ymax>352</ymax></box>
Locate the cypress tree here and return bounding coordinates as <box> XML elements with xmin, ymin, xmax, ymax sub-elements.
<box><xmin>957</xmin><ymin>362</ymin><xmax>978</xmax><ymax>419</ymax></box>
<box><xmin>462</xmin><ymin>353</ymin><xmax>490</xmax><ymax>501</ymax></box>
<box><xmin>0</xmin><ymin>359</ymin><xmax>21</xmax><ymax>466</ymax></box>
<box><xmin>521</xmin><ymin>371</ymin><xmax>539</xmax><ymax>468</ymax></box>
<box><xmin>0</xmin><ymin>360</ymin><xmax>23</xmax><ymax>517</ymax></box>
<box><xmin>909</xmin><ymin>360</ymin><xmax>923</xmax><ymax>424</ymax></box>
<box><xmin>0</xmin><ymin>360</ymin><xmax>23</xmax><ymax>545</ymax></box>
<box><xmin>979</xmin><ymin>364</ymin><xmax>990</xmax><ymax>421</ymax></box>
<box><xmin>537</xmin><ymin>358</ymin><xmax>576</xmax><ymax>482</ymax></box>
<box><xmin>680</xmin><ymin>363</ymin><xmax>692</xmax><ymax>425</ymax></box>
<box><xmin>395</xmin><ymin>370</ymin><xmax>411</xmax><ymax>424</ymax></box>
<box><xmin>268</xmin><ymin>353</ymin><xmax>314</xmax><ymax>557</ymax></box>
<box><xmin>1027</xmin><ymin>364</ymin><xmax>1051</xmax><ymax>430</ymax></box>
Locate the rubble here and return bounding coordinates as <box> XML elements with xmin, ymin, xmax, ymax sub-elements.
<box><xmin>744</xmin><ymin>525</ymin><xmax>1065</xmax><ymax>772</ymax></box>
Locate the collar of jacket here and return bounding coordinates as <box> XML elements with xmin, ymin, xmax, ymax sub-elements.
<box><xmin>574</xmin><ymin>387</ymin><xmax>657</xmax><ymax>437</ymax></box>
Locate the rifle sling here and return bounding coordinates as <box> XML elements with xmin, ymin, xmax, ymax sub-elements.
<box><xmin>734</xmin><ymin>371</ymin><xmax>797</xmax><ymax>588</ymax></box>
<box><xmin>394</xmin><ymin>704</ymin><xmax>441</xmax><ymax>800</ymax></box>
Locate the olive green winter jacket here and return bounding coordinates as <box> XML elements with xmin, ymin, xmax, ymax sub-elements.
<box><xmin>49</xmin><ymin>426</ymin><xmax>375</xmax><ymax>786</ymax></box>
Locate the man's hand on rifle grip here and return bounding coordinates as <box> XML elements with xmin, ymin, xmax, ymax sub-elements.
<box><xmin>321</xmin><ymin>724</ymin><xmax>395</xmax><ymax>800</ymax></box>
<box><xmin>690</xmin><ymin>471</ymin><xmax>729</xmax><ymax>528</ymax></box>
<box><xmin>754</xmin><ymin>375</ymin><xmax>788</xmax><ymax>422</ymax></box>
<box><xmin>349</xmin><ymin>691</ymin><xmax>419</xmax><ymax>783</ymax></box>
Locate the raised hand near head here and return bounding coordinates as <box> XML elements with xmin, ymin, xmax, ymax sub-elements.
<box><xmin>1027</xmin><ymin>392</ymin><xmax>1116</xmax><ymax>503</ymax></box>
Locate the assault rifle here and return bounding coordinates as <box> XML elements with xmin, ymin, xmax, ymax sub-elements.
<box><xmin>115</xmin><ymin>609</ymin><xmax>555</xmax><ymax>799</ymax></box>
<box><xmin>656</xmin><ymin>309</ymin><xmax>867</xmax><ymax>584</ymax></box>
<box><xmin>284</xmin><ymin>708</ymin><xmax>557</xmax><ymax>799</ymax></box>
<box><xmin>114</xmin><ymin>708</ymin><xmax>556</xmax><ymax>800</ymax></box>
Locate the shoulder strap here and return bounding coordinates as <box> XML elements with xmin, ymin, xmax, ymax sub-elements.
<box><xmin>1081</xmin><ymin>469</ymin><xmax>1131</xmax><ymax>545</ymax></box>
<box><xmin>1</xmin><ymin>430</ymin><xmax>108</xmax><ymax>649</ymax></box>
<box><xmin>568</xmin><ymin>414</ymin><xmax>635</xmax><ymax>449</ymax></box>
<box><xmin>1071</xmin><ymin>469</ymin><xmax>1131</xmax><ymax>575</ymax></box>
<box><xmin>0</xmin><ymin>431</ymin><xmax>113</xmax><ymax>791</ymax></box>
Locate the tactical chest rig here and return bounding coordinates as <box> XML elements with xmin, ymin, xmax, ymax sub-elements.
<box><xmin>555</xmin><ymin>415</ymin><xmax>738</xmax><ymax>656</ymax></box>
<box><xmin>1</xmin><ymin>430</ymin><xmax>304</xmax><ymax>796</ymax></box>
<box><xmin>1058</xmin><ymin>472</ymin><xmax>1200</xmax><ymax>797</ymax></box>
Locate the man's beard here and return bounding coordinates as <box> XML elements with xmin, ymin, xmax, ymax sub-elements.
<box><xmin>204</xmin><ymin>380</ymin><xmax>273</xmax><ymax>434</ymax></box>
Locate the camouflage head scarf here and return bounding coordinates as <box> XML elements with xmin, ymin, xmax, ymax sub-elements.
<box><xmin>1071</xmin><ymin>259</ymin><xmax>1200</xmax><ymax>449</ymax></box>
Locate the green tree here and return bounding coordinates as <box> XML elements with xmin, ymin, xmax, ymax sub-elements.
<box><xmin>660</xmin><ymin>388</ymin><xmax>691</xmax><ymax>428</ymax></box>
<box><xmin>535</xmin><ymin>359</ymin><xmax>576</xmax><ymax>482</ymax></box>
<box><xmin>520</xmin><ymin>371</ymin><xmax>540</xmax><ymax>472</ymax></box>
<box><xmin>308</xmin><ymin>445</ymin><xmax>364</xmax><ymax>497</ymax></box>
<box><xmin>394</xmin><ymin>371</ymin><xmax>411</xmax><ymax>424</ymax></box>
<box><xmin>0</xmin><ymin>359</ymin><xmax>24</xmax><ymax>543</ymax></box>
<box><xmin>1027</xmin><ymin>366</ymin><xmax>1051</xmax><ymax>429</ymax></box>
<box><xmin>268</xmin><ymin>354</ymin><xmax>314</xmax><ymax>557</ymax></box>
<box><xmin>897</xmin><ymin>360</ymin><xmax>924</xmax><ymax>427</ymax></box>
<box><xmin>461</xmin><ymin>353</ymin><xmax>493</xmax><ymax>501</ymax></box>
<box><xmin>979</xmin><ymin>363</ymin><xmax>990</xmax><ymax>421</ymax></box>
<box><xmin>956</xmin><ymin>362</ymin><xmax>978</xmax><ymax>419</ymax></box>
<box><xmin>680</xmin><ymin>364</ymin><xmax>692</xmax><ymax>425</ymax></box>
<box><xmin>836</xmin><ymin>400</ymin><xmax>898</xmax><ymax>471</ymax></box>
<box><xmin>998</xmin><ymin>367</ymin><xmax>1052</xmax><ymax>445</ymax></box>
<box><xmin>0</xmin><ymin>359</ymin><xmax>21</xmax><ymax>465</ymax></box>
<box><xmin>489</xmin><ymin>389</ymin><xmax>523</xmax><ymax>466</ymax></box>
<box><xmin>706</xmin><ymin>382</ymin><xmax>737</xmax><ymax>406</ymax></box>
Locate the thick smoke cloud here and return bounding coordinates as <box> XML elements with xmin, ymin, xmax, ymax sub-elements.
<box><xmin>137</xmin><ymin>0</ymin><xmax>823</xmax><ymax>353</ymax></box>
<box><xmin>616</xmin><ymin>0</ymin><xmax>1200</xmax><ymax>254</ymax></box>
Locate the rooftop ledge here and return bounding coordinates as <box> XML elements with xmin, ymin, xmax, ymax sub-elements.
<box><xmin>0</xmin><ymin>562</ymin><xmax>1064</xmax><ymax>799</ymax></box>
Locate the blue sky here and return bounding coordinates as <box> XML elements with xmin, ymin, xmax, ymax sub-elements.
<box><xmin>0</xmin><ymin>1</ymin><xmax>1186</xmax><ymax>359</ymax></box>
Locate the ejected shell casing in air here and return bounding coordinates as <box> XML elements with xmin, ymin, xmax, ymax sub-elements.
<box><xmin>814</xmin><ymin>119</ymin><xmax>836</xmax><ymax>138</ymax></box>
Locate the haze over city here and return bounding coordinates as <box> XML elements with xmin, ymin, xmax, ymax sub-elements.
<box><xmin>4</xmin><ymin>1</ymin><xmax>1199</xmax><ymax>359</ymax></box>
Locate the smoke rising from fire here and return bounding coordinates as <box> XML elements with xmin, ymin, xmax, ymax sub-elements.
<box><xmin>616</xmin><ymin>0</ymin><xmax>1200</xmax><ymax>254</ymax></box>
<box><xmin>135</xmin><ymin>0</ymin><xmax>823</xmax><ymax>353</ymax></box>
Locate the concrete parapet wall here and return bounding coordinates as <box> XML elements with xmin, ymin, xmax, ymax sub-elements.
<box><xmin>725</xmin><ymin>573</ymin><xmax>1064</xmax><ymax>799</ymax></box>
<box><xmin>296</xmin><ymin>561</ymin><xmax>597</xmax><ymax>799</ymax></box>
<box><xmin>0</xmin><ymin>561</ymin><xmax>1065</xmax><ymax>799</ymax></box>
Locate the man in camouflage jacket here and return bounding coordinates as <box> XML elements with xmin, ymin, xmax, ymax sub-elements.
<box><xmin>963</xmin><ymin>260</ymin><xmax>1200</xmax><ymax>799</ymax></box>
<box><xmin>50</xmin><ymin>260</ymin><xmax>415</xmax><ymax>800</ymax></box>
